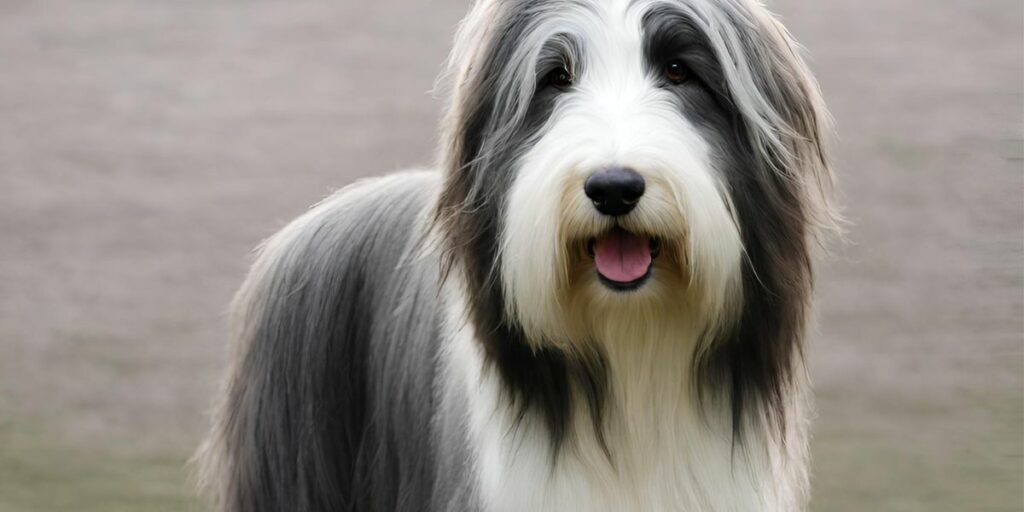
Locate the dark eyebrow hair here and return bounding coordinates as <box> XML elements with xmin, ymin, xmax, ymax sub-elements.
<box><xmin>641</xmin><ymin>3</ymin><xmax>730</xmax><ymax>101</ymax></box>
<box><xmin>535</xmin><ymin>32</ymin><xmax>584</xmax><ymax>77</ymax></box>
<box><xmin>641</xmin><ymin>4</ymin><xmax>713</xmax><ymax>63</ymax></box>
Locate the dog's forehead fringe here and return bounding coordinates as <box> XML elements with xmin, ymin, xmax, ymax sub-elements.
<box><xmin>453</xmin><ymin>0</ymin><xmax>778</xmax><ymax>122</ymax></box>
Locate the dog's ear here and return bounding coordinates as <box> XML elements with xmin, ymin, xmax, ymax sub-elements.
<box><xmin>436</xmin><ymin>0</ymin><xmax>500</xmax><ymax>173</ymax></box>
<box><xmin>434</xmin><ymin>0</ymin><xmax>551</xmax><ymax>276</ymax></box>
<box><xmin>431</xmin><ymin>0</ymin><xmax>501</xmax><ymax>269</ymax></box>
<box><xmin>691</xmin><ymin>3</ymin><xmax>842</xmax><ymax>445</ymax></box>
<box><xmin>719</xmin><ymin>6</ymin><xmax>841</xmax><ymax>237</ymax></box>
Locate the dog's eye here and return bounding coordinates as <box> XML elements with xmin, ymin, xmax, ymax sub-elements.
<box><xmin>544</xmin><ymin>67</ymin><xmax>573</xmax><ymax>90</ymax></box>
<box><xmin>664</xmin><ymin>60</ymin><xmax>689</xmax><ymax>84</ymax></box>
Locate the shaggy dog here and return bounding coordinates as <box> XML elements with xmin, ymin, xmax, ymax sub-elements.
<box><xmin>197</xmin><ymin>0</ymin><xmax>837</xmax><ymax>510</ymax></box>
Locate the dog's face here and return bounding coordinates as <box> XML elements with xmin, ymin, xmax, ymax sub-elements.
<box><xmin>439</xmin><ymin>0</ymin><xmax>834</xmax><ymax>353</ymax></box>
<box><xmin>500</xmin><ymin>1</ymin><xmax>747</xmax><ymax>346</ymax></box>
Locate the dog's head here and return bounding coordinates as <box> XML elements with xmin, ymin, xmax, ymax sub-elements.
<box><xmin>435</xmin><ymin>0</ymin><xmax>837</xmax><ymax>434</ymax></box>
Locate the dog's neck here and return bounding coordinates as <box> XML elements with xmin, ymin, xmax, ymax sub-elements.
<box><xmin>442</xmin><ymin>287</ymin><xmax>804</xmax><ymax>511</ymax></box>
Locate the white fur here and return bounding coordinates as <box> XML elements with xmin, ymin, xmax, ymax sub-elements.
<box><xmin>444</xmin><ymin>283</ymin><xmax>802</xmax><ymax>511</ymax></box>
<box><xmin>499</xmin><ymin>0</ymin><xmax>743</xmax><ymax>349</ymax></box>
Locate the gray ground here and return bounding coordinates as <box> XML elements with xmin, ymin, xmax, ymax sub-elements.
<box><xmin>0</xmin><ymin>1</ymin><xmax>1021</xmax><ymax>510</ymax></box>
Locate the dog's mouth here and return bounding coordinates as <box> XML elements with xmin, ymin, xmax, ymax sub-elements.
<box><xmin>585</xmin><ymin>227</ymin><xmax>662</xmax><ymax>291</ymax></box>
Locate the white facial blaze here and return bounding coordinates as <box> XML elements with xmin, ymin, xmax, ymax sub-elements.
<box><xmin>500</xmin><ymin>0</ymin><xmax>744</xmax><ymax>346</ymax></box>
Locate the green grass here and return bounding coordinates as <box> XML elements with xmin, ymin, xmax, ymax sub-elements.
<box><xmin>0</xmin><ymin>426</ymin><xmax>201</xmax><ymax>512</ymax></box>
<box><xmin>810</xmin><ymin>394</ymin><xmax>1024</xmax><ymax>512</ymax></box>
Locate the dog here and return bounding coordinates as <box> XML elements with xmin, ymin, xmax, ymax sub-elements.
<box><xmin>196</xmin><ymin>0</ymin><xmax>837</xmax><ymax>510</ymax></box>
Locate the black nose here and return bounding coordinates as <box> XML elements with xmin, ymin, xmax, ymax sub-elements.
<box><xmin>584</xmin><ymin>167</ymin><xmax>645</xmax><ymax>216</ymax></box>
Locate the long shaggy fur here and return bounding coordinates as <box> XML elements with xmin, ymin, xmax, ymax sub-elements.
<box><xmin>196</xmin><ymin>0</ymin><xmax>837</xmax><ymax>510</ymax></box>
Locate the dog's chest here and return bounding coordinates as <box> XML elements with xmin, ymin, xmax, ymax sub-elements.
<box><xmin>444</xmin><ymin>306</ymin><xmax>784</xmax><ymax>511</ymax></box>
<box><xmin>472</xmin><ymin>402</ymin><xmax>768</xmax><ymax>512</ymax></box>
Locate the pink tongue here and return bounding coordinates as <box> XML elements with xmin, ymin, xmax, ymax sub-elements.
<box><xmin>594</xmin><ymin>229</ymin><xmax>652</xmax><ymax>283</ymax></box>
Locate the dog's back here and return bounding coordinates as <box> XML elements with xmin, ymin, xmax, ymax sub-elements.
<box><xmin>196</xmin><ymin>171</ymin><xmax>476</xmax><ymax>512</ymax></box>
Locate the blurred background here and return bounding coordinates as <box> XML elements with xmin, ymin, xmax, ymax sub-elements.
<box><xmin>0</xmin><ymin>0</ymin><xmax>1021</xmax><ymax>510</ymax></box>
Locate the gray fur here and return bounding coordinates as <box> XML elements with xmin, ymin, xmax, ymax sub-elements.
<box><xmin>197</xmin><ymin>173</ymin><xmax>479</xmax><ymax>511</ymax></box>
